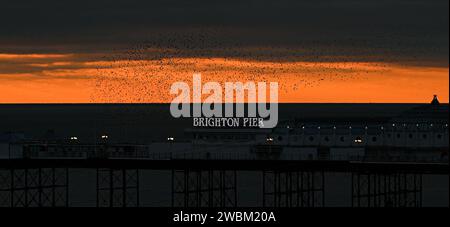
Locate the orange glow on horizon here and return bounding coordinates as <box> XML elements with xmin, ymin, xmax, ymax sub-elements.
<box><xmin>0</xmin><ymin>54</ymin><xmax>448</xmax><ymax>104</ymax></box>
<box><xmin>0</xmin><ymin>53</ymin><xmax>71</xmax><ymax>60</ymax></box>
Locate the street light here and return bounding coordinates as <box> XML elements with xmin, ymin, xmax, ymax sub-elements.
<box><xmin>354</xmin><ymin>137</ymin><xmax>363</xmax><ymax>144</ymax></box>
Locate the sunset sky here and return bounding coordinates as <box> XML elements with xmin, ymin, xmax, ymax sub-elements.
<box><xmin>0</xmin><ymin>0</ymin><xmax>448</xmax><ymax>103</ymax></box>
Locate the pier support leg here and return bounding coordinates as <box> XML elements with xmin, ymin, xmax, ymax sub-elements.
<box><xmin>0</xmin><ymin>168</ymin><xmax>68</xmax><ymax>207</ymax></box>
<box><xmin>172</xmin><ymin>169</ymin><xmax>237</xmax><ymax>207</ymax></box>
<box><xmin>96</xmin><ymin>168</ymin><xmax>139</xmax><ymax>207</ymax></box>
<box><xmin>352</xmin><ymin>172</ymin><xmax>422</xmax><ymax>207</ymax></box>
<box><xmin>263</xmin><ymin>170</ymin><xmax>325</xmax><ymax>207</ymax></box>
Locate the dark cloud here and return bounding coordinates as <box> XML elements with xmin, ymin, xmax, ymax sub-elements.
<box><xmin>0</xmin><ymin>0</ymin><xmax>448</xmax><ymax>66</ymax></box>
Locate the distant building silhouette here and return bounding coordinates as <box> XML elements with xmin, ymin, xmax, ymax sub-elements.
<box><xmin>431</xmin><ymin>95</ymin><xmax>440</xmax><ymax>105</ymax></box>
